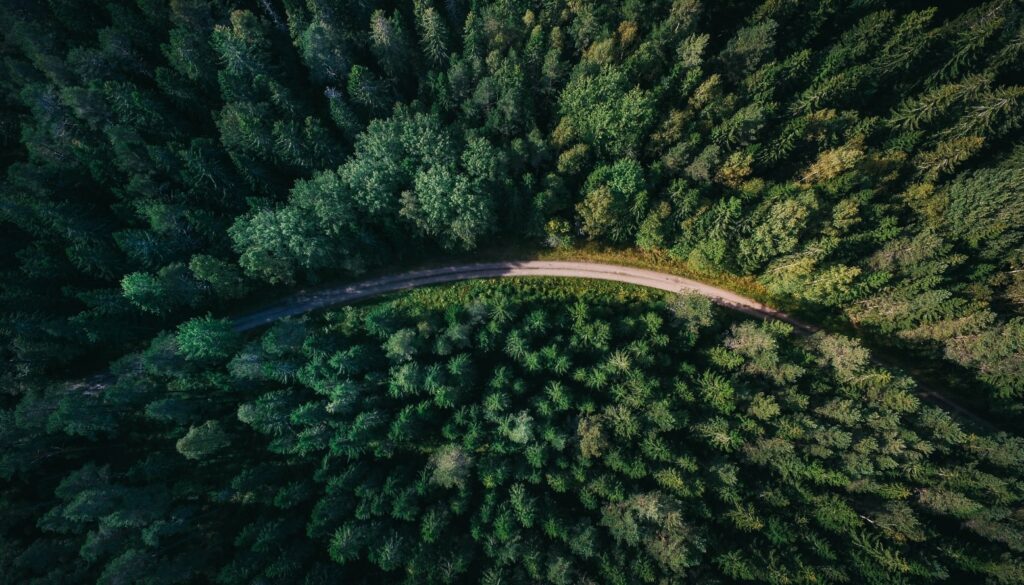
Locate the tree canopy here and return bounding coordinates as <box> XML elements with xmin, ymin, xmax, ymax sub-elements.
<box><xmin>3</xmin><ymin>280</ymin><xmax>1023</xmax><ymax>583</ymax></box>
<box><xmin>3</xmin><ymin>0</ymin><xmax>1024</xmax><ymax>580</ymax></box>
<box><xmin>2</xmin><ymin>0</ymin><xmax>1024</xmax><ymax>411</ymax></box>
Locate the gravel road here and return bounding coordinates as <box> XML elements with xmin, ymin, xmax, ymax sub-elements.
<box><xmin>228</xmin><ymin>260</ymin><xmax>993</xmax><ymax>430</ymax></box>
<box><xmin>231</xmin><ymin>261</ymin><xmax>816</xmax><ymax>332</ymax></box>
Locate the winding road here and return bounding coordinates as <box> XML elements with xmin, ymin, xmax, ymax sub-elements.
<box><xmin>232</xmin><ymin>261</ymin><xmax>815</xmax><ymax>332</ymax></box>
<box><xmin>228</xmin><ymin>260</ymin><xmax>992</xmax><ymax>429</ymax></box>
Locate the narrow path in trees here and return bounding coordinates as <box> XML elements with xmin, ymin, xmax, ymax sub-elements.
<box><xmin>232</xmin><ymin>261</ymin><xmax>812</xmax><ymax>332</ymax></box>
<box><xmin>230</xmin><ymin>260</ymin><xmax>991</xmax><ymax>429</ymax></box>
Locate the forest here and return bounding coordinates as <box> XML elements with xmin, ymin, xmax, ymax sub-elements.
<box><xmin>1</xmin><ymin>0</ymin><xmax>1024</xmax><ymax>582</ymax></box>
<box><xmin>4</xmin><ymin>280</ymin><xmax>1024</xmax><ymax>583</ymax></box>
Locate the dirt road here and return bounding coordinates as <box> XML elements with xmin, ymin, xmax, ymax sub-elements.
<box><xmin>229</xmin><ymin>260</ymin><xmax>992</xmax><ymax>429</ymax></box>
<box><xmin>232</xmin><ymin>261</ymin><xmax>816</xmax><ymax>332</ymax></box>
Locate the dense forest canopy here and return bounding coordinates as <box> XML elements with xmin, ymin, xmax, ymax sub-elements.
<box><xmin>3</xmin><ymin>0</ymin><xmax>1024</xmax><ymax>582</ymax></box>
<box><xmin>2</xmin><ymin>0</ymin><xmax>1024</xmax><ymax>408</ymax></box>
<box><xmin>3</xmin><ymin>280</ymin><xmax>1024</xmax><ymax>583</ymax></box>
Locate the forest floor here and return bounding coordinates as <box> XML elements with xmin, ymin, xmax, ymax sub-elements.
<box><xmin>226</xmin><ymin>258</ymin><xmax>996</xmax><ymax>432</ymax></box>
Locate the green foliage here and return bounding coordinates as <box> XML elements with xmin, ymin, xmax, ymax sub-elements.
<box><xmin>189</xmin><ymin>255</ymin><xmax>249</xmax><ymax>300</ymax></box>
<box><xmin>121</xmin><ymin>264</ymin><xmax>204</xmax><ymax>315</ymax></box>
<box><xmin>8</xmin><ymin>281</ymin><xmax>1021</xmax><ymax>583</ymax></box>
<box><xmin>175</xmin><ymin>315</ymin><xmax>240</xmax><ymax>362</ymax></box>
<box><xmin>428</xmin><ymin>444</ymin><xmax>473</xmax><ymax>489</ymax></box>
<box><xmin>176</xmin><ymin>419</ymin><xmax>230</xmax><ymax>460</ymax></box>
<box><xmin>557</xmin><ymin>67</ymin><xmax>656</xmax><ymax>159</ymax></box>
<box><xmin>576</xmin><ymin>159</ymin><xmax>648</xmax><ymax>242</ymax></box>
<box><xmin>4</xmin><ymin>0</ymin><xmax>1024</xmax><ymax>578</ymax></box>
<box><xmin>2</xmin><ymin>0</ymin><xmax>1024</xmax><ymax>408</ymax></box>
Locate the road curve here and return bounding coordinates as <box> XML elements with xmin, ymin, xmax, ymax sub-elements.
<box><xmin>229</xmin><ymin>260</ymin><xmax>994</xmax><ymax>430</ymax></box>
<box><xmin>232</xmin><ymin>261</ymin><xmax>816</xmax><ymax>332</ymax></box>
